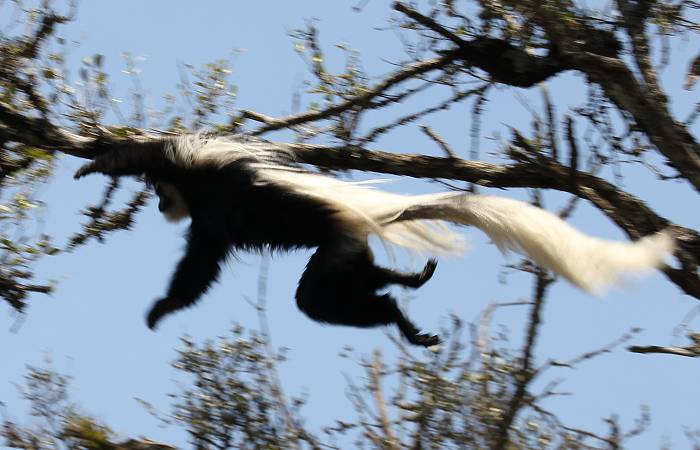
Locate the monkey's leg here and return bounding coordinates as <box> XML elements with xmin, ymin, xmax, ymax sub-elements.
<box><xmin>377</xmin><ymin>258</ymin><xmax>438</xmax><ymax>289</ymax></box>
<box><xmin>295</xmin><ymin>244</ymin><xmax>439</xmax><ymax>347</ymax></box>
<box><xmin>146</xmin><ymin>222</ymin><xmax>229</xmax><ymax>329</ymax></box>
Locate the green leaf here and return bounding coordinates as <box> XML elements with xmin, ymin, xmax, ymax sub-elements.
<box><xmin>24</xmin><ymin>147</ymin><xmax>54</xmax><ymax>161</ymax></box>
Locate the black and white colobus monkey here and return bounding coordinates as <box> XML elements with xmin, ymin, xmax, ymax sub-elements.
<box><xmin>74</xmin><ymin>135</ymin><xmax>675</xmax><ymax>347</ymax></box>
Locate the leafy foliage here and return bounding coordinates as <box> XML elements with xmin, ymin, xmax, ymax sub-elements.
<box><xmin>2</xmin><ymin>320</ymin><xmax>652</xmax><ymax>449</ymax></box>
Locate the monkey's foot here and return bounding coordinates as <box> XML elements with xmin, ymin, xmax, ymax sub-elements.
<box><xmin>414</xmin><ymin>258</ymin><xmax>438</xmax><ymax>288</ymax></box>
<box><xmin>396</xmin><ymin>314</ymin><xmax>441</xmax><ymax>347</ymax></box>
<box><xmin>405</xmin><ymin>331</ymin><xmax>440</xmax><ymax>347</ymax></box>
<box><xmin>394</xmin><ymin>258</ymin><xmax>438</xmax><ymax>289</ymax></box>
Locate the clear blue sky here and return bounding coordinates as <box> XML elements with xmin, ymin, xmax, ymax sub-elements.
<box><xmin>1</xmin><ymin>1</ymin><xmax>699</xmax><ymax>448</ymax></box>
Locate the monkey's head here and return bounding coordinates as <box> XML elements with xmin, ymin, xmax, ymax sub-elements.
<box><xmin>153</xmin><ymin>182</ymin><xmax>190</xmax><ymax>223</ymax></box>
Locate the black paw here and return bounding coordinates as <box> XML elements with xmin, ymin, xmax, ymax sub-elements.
<box><xmin>418</xmin><ymin>258</ymin><xmax>438</xmax><ymax>285</ymax></box>
<box><xmin>146</xmin><ymin>298</ymin><xmax>170</xmax><ymax>330</ymax></box>
<box><xmin>73</xmin><ymin>162</ymin><xmax>98</xmax><ymax>179</ymax></box>
<box><xmin>405</xmin><ymin>258</ymin><xmax>438</xmax><ymax>288</ymax></box>
<box><xmin>406</xmin><ymin>332</ymin><xmax>441</xmax><ymax>348</ymax></box>
<box><xmin>396</xmin><ymin>314</ymin><xmax>441</xmax><ymax>347</ymax></box>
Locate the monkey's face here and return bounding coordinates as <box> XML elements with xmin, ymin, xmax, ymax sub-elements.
<box><xmin>154</xmin><ymin>182</ymin><xmax>190</xmax><ymax>223</ymax></box>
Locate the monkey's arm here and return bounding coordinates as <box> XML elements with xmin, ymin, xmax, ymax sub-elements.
<box><xmin>73</xmin><ymin>140</ymin><xmax>175</xmax><ymax>179</ymax></box>
<box><xmin>146</xmin><ymin>220</ymin><xmax>230</xmax><ymax>329</ymax></box>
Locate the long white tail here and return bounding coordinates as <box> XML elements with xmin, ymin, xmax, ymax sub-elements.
<box><xmin>254</xmin><ymin>167</ymin><xmax>675</xmax><ymax>294</ymax></box>
<box><xmin>385</xmin><ymin>193</ymin><xmax>675</xmax><ymax>293</ymax></box>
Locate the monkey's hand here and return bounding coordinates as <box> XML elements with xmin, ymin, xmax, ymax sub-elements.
<box><xmin>74</xmin><ymin>148</ymin><xmax>152</xmax><ymax>179</ymax></box>
<box><xmin>73</xmin><ymin>160</ymin><xmax>100</xmax><ymax>179</ymax></box>
<box><xmin>146</xmin><ymin>297</ymin><xmax>174</xmax><ymax>330</ymax></box>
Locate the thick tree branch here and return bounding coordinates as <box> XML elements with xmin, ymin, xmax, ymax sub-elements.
<box><xmin>0</xmin><ymin>102</ymin><xmax>162</xmax><ymax>159</ymax></box>
<box><xmin>394</xmin><ymin>2</ymin><xmax>700</xmax><ymax>194</ymax></box>
<box><xmin>394</xmin><ymin>2</ymin><xmax>567</xmax><ymax>87</ymax></box>
<box><xmin>6</xmin><ymin>121</ymin><xmax>697</xmax><ymax>299</ymax></box>
<box><xmin>0</xmin><ymin>103</ymin><xmax>62</xmax><ymax>147</ymax></box>
<box><xmin>569</xmin><ymin>52</ymin><xmax>700</xmax><ymax>194</ymax></box>
<box><xmin>11</xmin><ymin>121</ymin><xmax>696</xmax><ymax>256</ymax></box>
<box><xmin>615</xmin><ymin>0</ymin><xmax>667</xmax><ymax>103</ymax></box>
<box><xmin>286</xmin><ymin>142</ymin><xmax>700</xmax><ymax>298</ymax></box>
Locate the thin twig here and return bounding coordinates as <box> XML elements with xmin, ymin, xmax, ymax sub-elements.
<box><xmin>493</xmin><ymin>269</ymin><xmax>552</xmax><ymax>450</ymax></box>
<box><xmin>369</xmin><ymin>350</ymin><xmax>400</xmax><ymax>450</ymax></box>
<box><xmin>628</xmin><ymin>343</ymin><xmax>700</xmax><ymax>357</ymax></box>
<box><xmin>420</xmin><ymin>125</ymin><xmax>456</xmax><ymax>158</ymax></box>
<box><xmin>249</xmin><ymin>52</ymin><xmax>461</xmax><ymax>136</ymax></box>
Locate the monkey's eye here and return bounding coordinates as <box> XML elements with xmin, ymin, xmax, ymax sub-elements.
<box><xmin>158</xmin><ymin>195</ymin><xmax>172</xmax><ymax>212</ymax></box>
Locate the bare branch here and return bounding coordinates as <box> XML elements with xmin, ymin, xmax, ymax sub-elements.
<box><xmin>394</xmin><ymin>2</ymin><xmax>567</xmax><ymax>87</ymax></box>
<box><xmin>541</xmin><ymin>86</ymin><xmax>558</xmax><ymax>160</ymax></box>
<box><xmin>629</xmin><ymin>332</ymin><xmax>700</xmax><ymax>357</ymax></box>
<box><xmin>615</xmin><ymin>0</ymin><xmax>667</xmax><ymax>103</ymax></box>
<box><xmin>420</xmin><ymin>125</ymin><xmax>457</xmax><ymax>158</ymax></box>
<box><xmin>393</xmin><ymin>1</ymin><xmax>468</xmax><ymax>48</ymax></box>
<box><xmin>360</xmin><ymin>86</ymin><xmax>485</xmax><ymax>144</ymax></box>
<box><xmin>627</xmin><ymin>345</ymin><xmax>700</xmax><ymax>357</ymax></box>
<box><xmin>11</xmin><ymin>121</ymin><xmax>697</xmax><ymax>299</ymax></box>
<box><xmin>570</xmin><ymin>52</ymin><xmax>700</xmax><ymax>193</ymax></box>
<box><xmin>396</xmin><ymin>2</ymin><xmax>700</xmax><ymax>193</ymax></box>
<box><xmin>369</xmin><ymin>350</ymin><xmax>400</xmax><ymax>450</ymax></box>
<box><xmin>539</xmin><ymin>328</ymin><xmax>642</xmax><ymax>374</ymax></box>
<box><xmin>249</xmin><ymin>52</ymin><xmax>461</xmax><ymax>135</ymax></box>
<box><xmin>493</xmin><ymin>270</ymin><xmax>553</xmax><ymax>449</ymax></box>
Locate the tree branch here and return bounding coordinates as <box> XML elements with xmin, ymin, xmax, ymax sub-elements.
<box><xmin>628</xmin><ymin>333</ymin><xmax>700</xmax><ymax>357</ymax></box>
<box><xmin>11</xmin><ymin>123</ymin><xmax>697</xmax><ymax>300</ymax></box>
<box><xmin>569</xmin><ymin>52</ymin><xmax>700</xmax><ymax>194</ymax></box>
<box><xmin>19</xmin><ymin>6</ymin><xmax>71</xmax><ymax>59</ymax></box>
<box><xmin>493</xmin><ymin>270</ymin><xmax>552</xmax><ymax>449</ymax></box>
<box><xmin>369</xmin><ymin>350</ymin><xmax>400</xmax><ymax>450</ymax></box>
<box><xmin>286</xmin><ymin>142</ymin><xmax>700</xmax><ymax>298</ymax></box>
<box><xmin>394</xmin><ymin>2</ymin><xmax>567</xmax><ymax>87</ymax></box>
<box><xmin>395</xmin><ymin>2</ymin><xmax>700</xmax><ymax>193</ymax></box>
<box><xmin>627</xmin><ymin>345</ymin><xmax>700</xmax><ymax>357</ymax></box>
